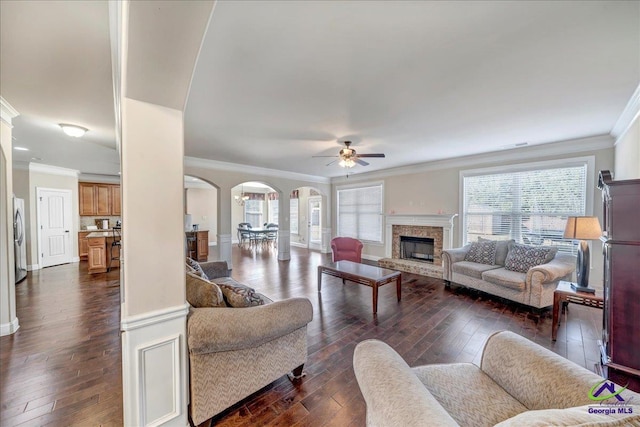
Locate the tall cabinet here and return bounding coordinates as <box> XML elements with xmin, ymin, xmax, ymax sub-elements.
<box><xmin>598</xmin><ymin>170</ymin><xmax>640</xmax><ymax>392</ymax></box>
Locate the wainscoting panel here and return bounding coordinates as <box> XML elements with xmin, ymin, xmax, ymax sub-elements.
<box><xmin>121</xmin><ymin>304</ymin><xmax>188</xmax><ymax>427</ymax></box>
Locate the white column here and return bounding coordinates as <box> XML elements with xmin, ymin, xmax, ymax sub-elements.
<box><xmin>0</xmin><ymin>98</ymin><xmax>19</xmax><ymax>336</ymax></box>
<box><xmin>217</xmin><ymin>233</ymin><xmax>232</xmax><ymax>268</ymax></box>
<box><xmin>278</xmin><ymin>229</ymin><xmax>291</xmax><ymax>261</ymax></box>
<box><xmin>278</xmin><ymin>192</ymin><xmax>291</xmax><ymax>261</ymax></box>
<box><xmin>120</xmin><ymin>98</ymin><xmax>188</xmax><ymax>427</ymax></box>
<box><xmin>321</xmin><ymin>227</ymin><xmax>332</xmax><ymax>254</ymax></box>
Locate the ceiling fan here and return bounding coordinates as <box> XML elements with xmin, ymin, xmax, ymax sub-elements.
<box><xmin>313</xmin><ymin>141</ymin><xmax>386</xmax><ymax>168</ymax></box>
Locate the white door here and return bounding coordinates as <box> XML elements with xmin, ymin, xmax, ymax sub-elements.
<box><xmin>308</xmin><ymin>196</ymin><xmax>322</xmax><ymax>250</ymax></box>
<box><xmin>38</xmin><ymin>188</ymin><xmax>73</xmax><ymax>268</ymax></box>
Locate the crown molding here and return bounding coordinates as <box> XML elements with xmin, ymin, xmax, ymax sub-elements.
<box><xmin>611</xmin><ymin>83</ymin><xmax>640</xmax><ymax>141</ymax></box>
<box><xmin>1</xmin><ymin>97</ymin><xmax>19</xmax><ymax>126</ymax></box>
<box><xmin>184</xmin><ymin>156</ymin><xmax>330</xmax><ymax>184</ymax></box>
<box><xmin>330</xmin><ymin>134</ymin><xmax>613</xmax><ymax>184</ymax></box>
<box><xmin>29</xmin><ymin>162</ymin><xmax>79</xmax><ymax>178</ymax></box>
<box><xmin>79</xmin><ymin>173</ymin><xmax>121</xmax><ymax>184</ymax></box>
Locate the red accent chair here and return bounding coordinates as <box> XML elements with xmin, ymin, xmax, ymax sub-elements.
<box><xmin>331</xmin><ymin>237</ymin><xmax>363</xmax><ymax>263</ymax></box>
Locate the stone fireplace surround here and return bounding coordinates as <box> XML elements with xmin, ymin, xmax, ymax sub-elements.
<box><xmin>379</xmin><ymin>214</ymin><xmax>457</xmax><ymax>279</ymax></box>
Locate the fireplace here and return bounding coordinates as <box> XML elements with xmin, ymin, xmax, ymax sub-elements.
<box><xmin>379</xmin><ymin>214</ymin><xmax>458</xmax><ymax>279</ymax></box>
<box><xmin>400</xmin><ymin>236</ymin><xmax>434</xmax><ymax>263</ymax></box>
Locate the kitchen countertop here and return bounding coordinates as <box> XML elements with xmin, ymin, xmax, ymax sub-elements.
<box><xmin>86</xmin><ymin>230</ymin><xmax>120</xmax><ymax>238</ymax></box>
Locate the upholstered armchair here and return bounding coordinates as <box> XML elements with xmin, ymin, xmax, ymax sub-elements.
<box><xmin>331</xmin><ymin>237</ymin><xmax>363</xmax><ymax>263</ymax></box>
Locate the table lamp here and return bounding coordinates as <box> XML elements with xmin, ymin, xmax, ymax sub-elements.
<box><xmin>563</xmin><ymin>216</ymin><xmax>602</xmax><ymax>293</ymax></box>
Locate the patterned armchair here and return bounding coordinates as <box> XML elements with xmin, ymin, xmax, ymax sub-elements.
<box><xmin>331</xmin><ymin>237</ymin><xmax>363</xmax><ymax>263</ymax></box>
<box><xmin>186</xmin><ymin>261</ymin><xmax>313</xmax><ymax>425</ymax></box>
<box><xmin>354</xmin><ymin>331</ymin><xmax>640</xmax><ymax>426</ymax></box>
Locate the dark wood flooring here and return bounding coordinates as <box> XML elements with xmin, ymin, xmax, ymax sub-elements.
<box><xmin>1</xmin><ymin>246</ymin><xmax>603</xmax><ymax>426</ymax></box>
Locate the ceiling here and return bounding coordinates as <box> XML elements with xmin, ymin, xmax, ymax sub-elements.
<box><xmin>2</xmin><ymin>1</ymin><xmax>639</xmax><ymax>179</ymax></box>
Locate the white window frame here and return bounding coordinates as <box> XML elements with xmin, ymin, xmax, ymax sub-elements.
<box><xmin>244</xmin><ymin>199</ymin><xmax>263</xmax><ymax>228</ymax></box>
<box><xmin>336</xmin><ymin>181</ymin><xmax>384</xmax><ymax>244</ymax></box>
<box><xmin>290</xmin><ymin>198</ymin><xmax>299</xmax><ymax>234</ymax></box>
<box><xmin>459</xmin><ymin>156</ymin><xmax>596</xmax><ymax>251</ymax></box>
<box><xmin>267</xmin><ymin>198</ymin><xmax>279</xmax><ymax>225</ymax></box>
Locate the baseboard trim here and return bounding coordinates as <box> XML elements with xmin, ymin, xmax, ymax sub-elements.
<box><xmin>27</xmin><ymin>264</ymin><xmax>40</xmax><ymax>271</ymax></box>
<box><xmin>362</xmin><ymin>254</ymin><xmax>382</xmax><ymax>262</ymax></box>
<box><xmin>72</xmin><ymin>256</ymin><xmax>80</xmax><ymax>262</ymax></box>
<box><xmin>121</xmin><ymin>303</ymin><xmax>190</xmax><ymax>332</ymax></box>
<box><xmin>0</xmin><ymin>317</ymin><xmax>20</xmax><ymax>336</ymax></box>
<box><xmin>290</xmin><ymin>241</ymin><xmax>307</xmax><ymax>248</ymax></box>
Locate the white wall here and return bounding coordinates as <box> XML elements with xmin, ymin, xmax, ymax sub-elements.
<box><xmin>1</xmin><ymin>97</ymin><xmax>19</xmax><ymax>336</ymax></box>
<box><xmin>332</xmin><ymin>137</ymin><xmax>615</xmax><ymax>289</ymax></box>
<box><xmin>614</xmin><ymin>113</ymin><xmax>640</xmax><ymax>180</ymax></box>
<box><xmin>185</xmin><ymin>186</ymin><xmax>217</xmax><ymax>241</ymax></box>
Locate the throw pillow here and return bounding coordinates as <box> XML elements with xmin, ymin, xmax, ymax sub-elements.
<box><xmin>479</xmin><ymin>237</ymin><xmax>515</xmax><ymax>266</ymax></box>
<box><xmin>504</xmin><ymin>243</ymin><xmax>557</xmax><ymax>273</ymax></box>
<box><xmin>215</xmin><ymin>278</ymin><xmax>266</xmax><ymax>308</ymax></box>
<box><xmin>464</xmin><ymin>240</ymin><xmax>498</xmax><ymax>265</ymax></box>
<box><xmin>186</xmin><ymin>257</ymin><xmax>209</xmax><ymax>280</ymax></box>
<box><xmin>186</xmin><ymin>271</ymin><xmax>226</xmax><ymax>307</ymax></box>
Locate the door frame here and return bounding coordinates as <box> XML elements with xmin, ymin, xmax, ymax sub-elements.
<box><xmin>307</xmin><ymin>195</ymin><xmax>322</xmax><ymax>251</ymax></box>
<box><xmin>36</xmin><ymin>187</ymin><xmax>73</xmax><ymax>268</ymax></box>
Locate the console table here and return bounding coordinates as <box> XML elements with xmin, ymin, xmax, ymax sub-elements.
<box><xmin>551</xmin><ymin>280</ymin><xmax>603</xmax><ymax>341</ymax></box>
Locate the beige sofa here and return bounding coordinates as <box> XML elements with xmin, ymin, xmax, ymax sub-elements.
<box><xmin>354</xmin><ymin>331</ymin><xmax>640</xmax><ymax>427</ymax></box>
<box><xmin>443</xmin><ymin>241</ymin><xmax>575</xmax><ymax>309</ymax></box>
<box><xmin>186</xmin><ymin>261</ymin><xmax>313</xmax><ymax>425</ymax></box>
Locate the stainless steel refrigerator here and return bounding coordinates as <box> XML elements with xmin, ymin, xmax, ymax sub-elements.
<box><xmin>13</xmin><ymin>197</ymin><xmax>27</xmax><ymax>283</ymax></box>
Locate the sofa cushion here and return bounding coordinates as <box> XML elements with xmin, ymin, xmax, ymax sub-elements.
<box><xmin>465</xmin><ymin>240</ymin><xmax>498</xmax><ymax>265</ymax></box>
<box><xmin>413</xmin><ymin>363</ymin><xmax>528</xmax><ymax>427</ymax></box>
<box><xmin>186</xmin><ymin>271</ymin><xmax>226</xmax><ymax>308</ymax></box>
<box><xmin>482</xmin><ymin>267</ymin><xmax>526</xmax><ymax>290</ymax></box>
<box><xmin>215</xmin><ymin>277</ymin><xmax>266</xmax><ymax>308</ymax></box>
<box><xmin>494</xmin><ymin>404</ymin><xmax>640</xmax><ymax>427</ymax></box>
<box><xmin>479</xmin><ymin>238</ymin><xmax>514</xmax><ymax>266</ymax></box>
<box><xmin>186</xmin><ymin>257</ymin><xmax>209</xmax><ymax>280</ymax></box>
<box><xmin>452</xmin><ymin>261</ymin><xmax>502</xmax><ymax>279</ymax></box>
<box><xmin>504</xmin><ymin>243</ymin><xmax>557</xmax><ymax>273</ymax></box>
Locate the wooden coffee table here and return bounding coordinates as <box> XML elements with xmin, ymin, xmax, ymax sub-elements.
<box><xmin>318</xmin><ymin>261</ymin><xmax>401</xmax><ymax>314</ymax></box>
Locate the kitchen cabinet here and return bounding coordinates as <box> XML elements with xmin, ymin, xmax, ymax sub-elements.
<box><xmin>186</xmin><ymin>230</ymin><xmax>209</xmax><ymax>262</ymax></box>
<box><xmin>111</xmin><ymin>185</ymin><xmax>121</xmax><ymax>215</ymax></box>
<box><xmin>79</xmin><ymin>231</ymin><xmax>91</xmax><ymax>259</ymax></box>
<box><xmin>87</xmin><ymin>231</ymin><xmax>120</xmax><ymax>274</ymax></box>
<box><xmin>79</xmin><ymin>182</ymin><xmax>121</xmax><ymax>216</ymax></box>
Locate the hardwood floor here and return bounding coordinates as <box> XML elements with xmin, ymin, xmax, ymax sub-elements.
<box><xmin>1</xmin><ymin>247</ymin><xmax>602</xmax><ymax>426</ymax></box>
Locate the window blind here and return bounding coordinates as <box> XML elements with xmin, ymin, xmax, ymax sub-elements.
<box><xmin>337</xmin><ymin>184</ymin><xmax>383</xmax><ymax>243</ymax></box>
<box><xmin>463</xmin><ymin>164</ymin><xmax>587</xmax><ymax>253</ymax></box>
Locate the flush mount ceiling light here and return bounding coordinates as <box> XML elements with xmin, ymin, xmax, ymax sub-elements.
<box><xmin>59</xmin><ymin>123</ymin><xmax>88</xmax><ymax>138</ymax></box>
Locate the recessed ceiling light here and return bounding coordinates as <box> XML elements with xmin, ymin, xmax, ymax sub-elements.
<box><xmin>59</xmin><ymin>123</ymin><xmax>88</xmax><ymax>138</ymax></box>
<box><xmin>14</xmin><ymin>146</ymin><xmax>29</xmax><ymax>151</ymax></box>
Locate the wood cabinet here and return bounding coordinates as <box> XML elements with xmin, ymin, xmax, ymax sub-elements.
<box><xmin>186</xmin><ymin>230</ymin><xmax>209</xmax><ymax>262</ymax></box>
<box><xmin>79</xmin><ymin>182</ymin><xmax>121</xmax><ymax>216</ymax></box>
<box><xmin>110</xmin><ymin>186</ymin><xmax>121</xmax><ymax>216</ymax></box>
<box><xmin>87</xmin><ymin>232</ymin><xmax>120</xmax><ymax>273</ymax></box>
<box><xmin>598</xmin><ymin>170</ymin><xmax>640</xmax><ymax>392</ymax></box>
<box><xmin>78</xmin><ymin>231</ymin><xmax>91</xmax><ymax>259</ymax></box>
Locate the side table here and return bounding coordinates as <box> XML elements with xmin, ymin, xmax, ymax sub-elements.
<box><xmin>552</xmin><ymin>281</ymin><xmax>603</xmax><ymax>341</ymax></box>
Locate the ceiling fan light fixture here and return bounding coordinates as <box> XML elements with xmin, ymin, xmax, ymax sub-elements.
<box><xmin>59</xmin><ymin>123</ymin><xmax>88</xmax><ymax>138</ymax></box>
<box><xmin>339</xmin><ymin>158</ymin><xmax>355</xmax><ymax>168</ymax></box>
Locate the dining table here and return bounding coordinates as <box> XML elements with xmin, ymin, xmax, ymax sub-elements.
<box><xmin>237</xmin><ymin>227</ymin><xmax>278</xmax><ymax>248</ymax></box>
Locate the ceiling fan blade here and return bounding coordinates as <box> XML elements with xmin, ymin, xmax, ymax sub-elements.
<box><xmin>312</xmin><ymin>155</ymin><xmax>339</xmax><ymax>158</ymax></box>
<box><xmin>355</xmin><ymin>158</ymin><xmax>370</xmax><ymax>166</ymax></box>
<box><xmin>357</xmin><ymin>153</ymin><xmax>386</xmax><ymax>158</ymax></box>
<box><xmin>326</xmin><ymin>159</ymin><xmax>338</xmax><ymax>166</ymax></box>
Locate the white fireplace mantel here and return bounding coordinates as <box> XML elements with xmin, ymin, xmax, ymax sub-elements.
<box><xmin>384</xmin><ymin>214</ymin><xmax>458</xmax><ymax>258</ymax></box>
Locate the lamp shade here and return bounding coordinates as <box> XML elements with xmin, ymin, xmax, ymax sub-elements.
<box><xmin>563</xmin><ymin>216</ymin><xmax>602</xmax><ymax>240</ymax></box>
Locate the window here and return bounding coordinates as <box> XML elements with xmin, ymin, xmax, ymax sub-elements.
<box><xmin>244</xmin><ymin>199</ymin><xmax>263</xmax><ymax>228</ymax></box>
<box><xmin>337</xmin><ymin>183</ymin><xmax>383</xmax><ymax>243</ymax></box>
<box><xmin>462</xmin><ymin>160</ymin><xmax>591</xmax><ymax>254</ymax></box>
<box><xmin>268</xmin><ymin>199</ymin><xmax>279</xmax><ymax>225</ymax></box>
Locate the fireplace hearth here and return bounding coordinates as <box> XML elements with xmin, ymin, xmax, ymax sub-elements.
<box><xmin>400</xmin><ymin>236</ymin><xmax>434</xmax><ymax>263</ymax></box>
